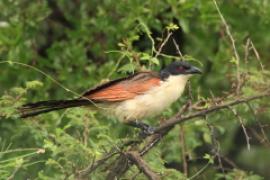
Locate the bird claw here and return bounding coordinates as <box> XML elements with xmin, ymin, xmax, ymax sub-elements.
<box><xmin>126</xmin><ymin>121</ymin><xmax>156</xmax><ymax>137</ymax></box>
<box><xmin>139</xmin><ymin>125</ymin><xmax>156</xmax><ymax>138</ymax></box>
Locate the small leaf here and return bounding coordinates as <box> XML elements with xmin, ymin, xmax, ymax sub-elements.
<box><xmin>166</xmin><ymin>23</ymin><xmax>179</xmax><ymax>31</ymax></box>
<box><xmin>118</xmin><ymin>63</ymin><xmax>135</xmax><ymax>73</ymax></box>
<box><xmin>149</xmin><ymin>57</ymin><xmax>160</xmax><ymax>65</ymax></box>
<box><xmin>203</xmin><ymin>153</ymin><xmax>214</xmax><ymax>164</ymax></box>
<box><xmin>230</xmin><ymin>57</ymin><xmax>239</xmax><ymax>65</ymax></box>
<box><xmin>141</xmin><ymin>53</ymin><xmax>151</xmax><ymax>60</ymax></box>
<box><xmin>25</xmin><ymin>80</ymin><xmax>43</xmax><ymax>90</ymax></box>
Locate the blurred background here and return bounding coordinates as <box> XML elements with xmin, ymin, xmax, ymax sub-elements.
<box><xmin>0</xmin><ymin>0</ymin><xmax>269</xmax><ymax>179</ymax></box>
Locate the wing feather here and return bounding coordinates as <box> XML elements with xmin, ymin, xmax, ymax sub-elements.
<box><xmin>82</xmin><ymin>72</ymin><xmax>161</xmax><ymax>102</ymax></box>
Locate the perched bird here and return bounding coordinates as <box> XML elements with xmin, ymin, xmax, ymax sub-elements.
<box><xmin>19</xmin><ymin>61</ymin><xmax>201</xmax><ymax>135</ymax></box>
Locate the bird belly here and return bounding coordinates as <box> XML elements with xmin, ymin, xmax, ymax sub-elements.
<box><xmin>108</xmin><ymin>75</ymin><xmax>189</xmax><ymax>122</ymax></box>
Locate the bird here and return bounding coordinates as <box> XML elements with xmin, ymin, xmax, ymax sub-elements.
<box><xmin>19</xmin><ymin>61</ymin><xmax>202</xmax><ymax>135</ymax></box>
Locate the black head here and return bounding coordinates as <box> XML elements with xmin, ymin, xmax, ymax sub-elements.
<box><xmin>160</xmin><ymin>61</ymin><xmax>202</xmax><ymax>79</ymax></box>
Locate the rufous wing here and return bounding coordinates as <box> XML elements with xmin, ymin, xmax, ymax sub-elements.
<box><xmin>82</xmin><ymin>72</ymin><xmax>161</xmax><ymax>102</ymax></box>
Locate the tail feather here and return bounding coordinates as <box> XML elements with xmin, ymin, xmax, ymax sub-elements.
<box><xmin>19</xmin><ymin>99</ymin><xmax>91</xmax><ymax>118</ymax></box>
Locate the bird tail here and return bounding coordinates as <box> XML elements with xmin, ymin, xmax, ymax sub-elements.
<box><xmin>19</xmin><ymin>99</ymin><xmax>91</xmax><ymax>118</ymax></box>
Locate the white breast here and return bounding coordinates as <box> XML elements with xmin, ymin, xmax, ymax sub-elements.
<box><xmin>107</xmin><ymin>75</ymin><xmax>190</xmax><ymax>122</ymax></box>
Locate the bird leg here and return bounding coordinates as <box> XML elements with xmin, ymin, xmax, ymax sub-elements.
<box><xmin>126</xmin><ymin>120</ymin><xmax>156</xmax><ymax>137</ymax></box>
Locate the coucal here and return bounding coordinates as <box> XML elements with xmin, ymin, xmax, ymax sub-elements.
<box><xmin>19</xmin><ymin>61</ymin><xmax>202</xmax><ymax>134</ymax></box>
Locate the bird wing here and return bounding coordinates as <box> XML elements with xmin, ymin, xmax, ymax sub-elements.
<box><xmin>82</xmin><ymin>72</ymin><xmax>161</xmax><ymax>102</ymax></box>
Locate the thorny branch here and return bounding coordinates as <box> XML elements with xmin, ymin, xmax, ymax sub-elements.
<box><xmin>77</xmin><ymin>2</ymin><xmax>270</xmax><ymax>178</ymax></box>
<box><xmin>78</xmin><ymin>91</ymin><xmax>270</xmax><ymax>179</ymax></box>
<box><xmin>228</xmin><ymin>107</ymin><xmax>251</xmax><ymax>151</ymax></box>
<box><xmin>126</xmin><ymin>151</ymin><xmax>160</xmax><ymax>180</ymax></box>
<box><xmin>213</xmin><ymin>0</ymin><xmax>241</xmax><ymax>93</ymax></box>
<box><xmin>155</xmin><ymin>92</ymin><xmax>270</xmax><ymax>133</ymax></box>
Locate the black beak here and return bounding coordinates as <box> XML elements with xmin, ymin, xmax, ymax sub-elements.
<box><xmin>187</xmin><ymin>66</ymin><xmax>202</xmax><ymax>74</ymax></box>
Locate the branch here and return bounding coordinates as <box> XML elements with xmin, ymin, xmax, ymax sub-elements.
<box><xmin>127</xmin><ymin>151</ymin><xmax>160</xmax><ymax>180</ymax></box>
<box><xmin>77</xmin><ymin>151</ymin><xmax>118</xmax><ymax>178</ymax></box>
<box><xmin>84</xmin><ymin>92</ymin><xmax>270</xmax><ymax>178</ymax></box>
<box><xmin>213</xmin><ymin>0</ymin><xmax>241</xmax><ymax>93</ymax></box>
<box><xmin>228</xmin><ymin>107</ymin><xmax>251</xmax><ymax>151</ymax></box>
<box><xmin>155</xmin><ymin>92</ymin><xmax>270</xmax><ymax>133</ymax></box>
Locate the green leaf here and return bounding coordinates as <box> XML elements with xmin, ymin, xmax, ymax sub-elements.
<box><xmin>203</xmin><ymin>153</ymin><xmax>214</xmax><ymax>164</ymax></box>
<box><xmin>25</xmin><ymin>80</ymin><xmax>43</xmax><ymax>90</ymax></box>
<box><xmin>118</xmin><ymin>63</ymin><xmax>135</xmax><ymax>73</ymax></box>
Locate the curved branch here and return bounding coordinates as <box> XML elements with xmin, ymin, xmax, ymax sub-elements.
<box><xmin>80</xmin><ymin>92</ymin><xmax>270</xmax><ymax>178</ymax></box>
<box><xmin>127</xmin><ymin>151</ymin><xmax>160</xmax><ymax>180</ymax></box>
<box><xmin>155</xmin><ymin>92</ymin><xmax>270</xmax><ymax>133</ymax></box>
<box><xmin>109</xmin><ymin>92</ymin><xmax>270</xmax><ymax>178</ymax></box>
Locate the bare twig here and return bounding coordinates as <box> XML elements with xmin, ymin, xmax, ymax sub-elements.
<box><xmin>244</xmin><ymin>38</ymin><xmax>251</xmax><ymax>64</ymax></box>
<box><xmin>155</xmin><ymin>92</ymin><xmax>270</xmax><ymax>133</ymax></box>
<box><xmin>213</xmin><ymin>0</ymin><xmax>241</xmax><ymax>93</ymax></box>
<box><xmin>127</xmin><ymin>151</ymin><xmax>160</xmax><ymax>180</ymax></box>
<box><xmin>228</xmin><ymin>107</ymin><xmax>251</xmax><ymax>151</ymax></box>
<box><xmin>188</xmin><ymin>162</ymin><xmax>211</xmax><ymax>180</ymax></box>
<box><xmin>179</xmin><ymin>125</ymin><xmax>188</xmax><ymax>176</ymax></box>
<box><xmin>246</xmin><ymin>102</ymin><xmax>270</xmax><ymax>147</ymax></box>
<box><xmin>204</xmin><ymin>116</ymin><xmax>224</xmax><ymax>173</ymax></box>
<box><xmin>77</xmin><ymin>151</ymin><xmax>118</xmax><ymax>178</ymax></box>
<box><xmin>172</xmin><ymin>38</ymin><xmax>183</xmax><ymax>58</ymax></box>
<box><xmin>155</xmin><ymin>31</ymin><xmax>173</xmax><ymax>58</ymax></box>
<box><xmin>249</xmin><ymin>40</ymin><xmax>264</xmax><ymax>71</ymax></box>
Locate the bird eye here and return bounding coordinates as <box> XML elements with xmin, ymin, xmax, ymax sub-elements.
<box><xmin>177</xmin><ymin>66</ymin><xmax>184</xmax><ymax>72</ymax></box>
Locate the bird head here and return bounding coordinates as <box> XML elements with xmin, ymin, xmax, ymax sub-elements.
<box><xmin>160</xmin><ymin>61</ymin><xmax>202</xmax><ymax>80</ymax></box>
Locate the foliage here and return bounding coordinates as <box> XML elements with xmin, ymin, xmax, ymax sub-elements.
<box><xmin>0</xmin><ymin>0</ymin><xmax>270</xmax><ymax>179</ymax></box>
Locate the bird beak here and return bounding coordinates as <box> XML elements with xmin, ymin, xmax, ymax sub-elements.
<box><xmin>187</xmin><ymin>66</ymin><xmax>202</xmax><ymax>74</ymax></box>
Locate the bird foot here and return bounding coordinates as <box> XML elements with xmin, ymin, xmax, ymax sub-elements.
<box><xmin>126</xmin><ymin>121</ymin><xmax>156</xmax><ymax>137</ymax></box>
<box><xmin>139</xmin><ymin>125</ymin><xmax>156</xmax><ymax>138</ymax></box>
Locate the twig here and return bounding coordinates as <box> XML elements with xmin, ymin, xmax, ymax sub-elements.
<box><xmin>246</xmin><ymin>102</ymin><xmax>270</xmax><ymax>147</ymax></box>
<box><xmin>127</xmin><ymin>151</ymin><xmax>160</xmax><ymax>180</ymax></box>
<box><xmin>154</xmin><ymin>31</ymin><xmax>173</xmax><ymax>58</ymax></box>
<box><xmin>172</xmin><ymin>38</ymin><xmax>183</xmax><ymax>58</ymax></box>
<box><xmin>244</xmin><ymin>38</ymin><xmax>250</xmax><ymax>64</ymax></box>
<box><xmin>228</xmin><ymin>107</ymin><xmax>251</xmax><ymax>151</ymax></box>
<box><xmin>179</xmin><ymin>125</ymin><xmax>188</xmax><ymax>176</ymax></box>
<box><xmin>204</xmin><ymin>116</ymin><xmax>224</xmax><ymax>173</ymax></box>
<box><xmin>155</xmin><ymin>92</ymin><xmax>270</xmax><ymax>133</ymax></box>
<box><xmin>213</xmin><ymin>0</ymin><xmax>241</xmax><ymax>93</ymax></box>
<box><xmin>77</xmin><ymin>151</ymin><xmax>118</xmax><ymax>178</ymax></box>
<box><xmin>91</xmin><ymin>92</ymin><xmax>270</xmax><ymax>178</ymax></box>
<box><xmin>188</xmin><ymin>162</ymin><xmax>211</xmax><ymax>180</ymax></box>
<box><xmin>249</xmin><ymin>40</ymin><xmax>264</xmax><ymax>71</ymax></box>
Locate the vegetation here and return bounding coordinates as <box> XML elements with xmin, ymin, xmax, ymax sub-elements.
<box><xmin>0</xmin><ymin>0</ymin><xmax>270</xmax><ymax>179</ymax></box>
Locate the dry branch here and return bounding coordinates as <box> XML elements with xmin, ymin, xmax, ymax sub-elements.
<box><xmin>155</xmin><ymin>92</ymin><xmax>270</xmax><ymax>133</ymax></box>
<box><xmin>104</xmin><ymin>92</ymin><xmax>270</xmax><ymax>178</ymax></box>
<box><xmin>127</xmin><ymin>151</ymin><xmax>160</xmax><ymax>180</ymax></box>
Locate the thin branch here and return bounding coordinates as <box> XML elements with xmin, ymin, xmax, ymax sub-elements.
<box><xmin>213</xmin><ymin>0</ymin><xmax>241</xmax><ymax>93</ymax></box>
<box><xmin>127</xmin><ymin>151</ymin><xmax>160</xmax><ymax>180</ymax></box>
<box><xmin>188</xmin><ymin>162</ymin><xmax>211</xmax><ymax>180</ymax></box>
<box><xmin>77</xmin><ymin>151</ymin><xmax>118</xmax><ymax>178</ymax></box>
<box><xmin>249</xmin><ymin>40</ymin><xmax>264</xmax><ymax>71</ymax></box>
<box><xmin>228</xmin><ymin>107</ymin><xmax>251</xmax><ymax>151</ymax></box>
<box><xmin>244</xmin><ymin>38</ymin><xmax>250</xmax><ymax>64</ymax></box>
<box><xmin>154</xmin><ymin>31</ymin><xmax>173</xmax><ymax>58</ymax></box>
<box><xmin>213</xmin><ymin>0</ymin><xmax>240</xmax><ymax>61</ymax></box>
<box><xmin>205</xmin><ymin>116</ymin><xmax>224</xmax><ymax>173</ymax></box>
<box><xmin>179</xmin><ymin>125</ymin><xmax>188</xmax><ymax>176</ymax></box>
<box><xmin>155</xmin><ymin>92</ymin><xmax>270</xmax><ymax>133</ymax></box>
<box><xmin>172</xmin><ymin>38</ymin><xmax>183</xmax><ymax>58</ymax></box>
<box><xmin>86</xmin><ymin>92</ymin><xmax>270</xmax><ymax>178</ymax></box>
<box><xmin>246</xmin><ymin>102</ymin><xmax>270</xmax><ymax>147</ymax></box>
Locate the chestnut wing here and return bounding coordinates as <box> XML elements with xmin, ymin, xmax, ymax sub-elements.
<box><xmin>82</xmin><ymin>72</ymin><xmax>161</xmax><ymax>102</ymax></box>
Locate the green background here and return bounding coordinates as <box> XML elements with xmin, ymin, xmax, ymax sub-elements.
<box><xmin>0</xmin><ymin>0</ymin><xmax>269</xmax><ymax>179</ymax></box>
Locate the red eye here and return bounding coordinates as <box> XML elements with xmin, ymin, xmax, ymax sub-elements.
<box><xmin>177</xmin><ymin>66</ymin><xmax>184</xmax><ymax>72</ymax></box>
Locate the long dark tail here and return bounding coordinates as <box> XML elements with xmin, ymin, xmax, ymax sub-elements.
<box><xmin>19</xmin><ymin>99</ymin><xmax>91</xmax><ymax>118</ymax></box>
